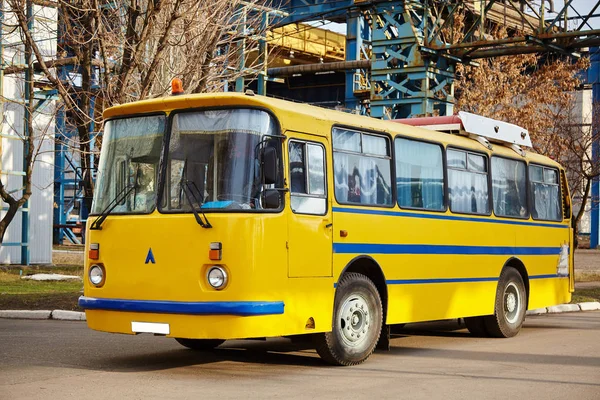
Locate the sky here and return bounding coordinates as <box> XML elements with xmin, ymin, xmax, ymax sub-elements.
<box><xmin>547</xmin><ymin>0</ymin><xmax>600</xmax><ymax>29</ymax></box>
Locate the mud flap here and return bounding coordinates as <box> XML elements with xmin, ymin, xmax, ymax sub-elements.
<box><xmin>376</xmin><ymin>324</ymin><xmax>390</xmax><ymax>351</ymax></box>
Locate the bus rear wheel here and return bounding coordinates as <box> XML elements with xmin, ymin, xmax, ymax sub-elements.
<box><xmin>314</xmin><ymin>273</ymin><xmax>382</xmax><ymax>366</ymax></box>
<box><xmin>484</xmin><ymin>267</ymin><xmax>527</xmax><ymax>338</ymax></box>
<box><xmin>175</xmin><ymin>338</ymin><xmax>225</xmax><ymax>350</ymax></box>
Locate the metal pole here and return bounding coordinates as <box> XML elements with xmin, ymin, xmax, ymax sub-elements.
<box><xmin>21</xmin><ymin>0</ymin><xmax>33</xmax><ymax>265</ymax></box>
<box><xmin>345</xmin><ymin>13</ymin><xmax>361</xmax><ymax>113</ymax></box>
<box><xmin>235</xmin><ymin>7</ymin><xmax>247</xmax><ymax>92</ymax></box>
<box><xmin>257</xmin><ymin>12</ymin><xmax>268</xmax><ymax>95</ymax></box>
<box><xmin>0</xmin><ymin>0</ymin><xmax>4</xmax><ymax>179</ymax></box>
<box><xmin>268</xmin><ymin>59</ymin><xmax>371</xmax><ymax>77</ymax></box>
<box><xmin>590</xmin><ymin>46</ymin><xmax>600</xmax><ymax>249</ymax></box>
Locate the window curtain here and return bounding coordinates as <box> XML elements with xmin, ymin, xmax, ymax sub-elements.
<box><xmin>448</xmin><ymin>170</ymin><xmax>489</xmax><ymax>214</ymax></box>
<box><xmin>492</xmin><ymin>158</ymin><xmax>527</xmax><ymax>217</ymax></box>
<box><xmin>334</xmin><ymin>152</ymin><xmax>391</xmax><ymax>205</ymax></box>
<box><xmin>532</xmin><ymin>182</ymin><xmax>561</xmax><ymax>220</ymax></box>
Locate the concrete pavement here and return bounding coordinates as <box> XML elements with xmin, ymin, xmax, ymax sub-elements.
<box><xmin>1</xmin><ymin>312</ymin><xmax>599</xmax><ymax>399</ymax></box>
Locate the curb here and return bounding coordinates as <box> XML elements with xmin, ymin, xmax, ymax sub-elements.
<box><xmin>0</xmin><ymin>310</ymin><xmax>86</xmax><ymax>321</ymax></box>
<box><xmin>526</xmin><ymin>301</ymin><xmax>600</xmax><ymax>315</ymax></box>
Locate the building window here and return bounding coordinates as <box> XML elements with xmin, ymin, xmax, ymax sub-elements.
<box><xmin>529</xmin><ymin>165</ymin><xmax>562</xmax><ymax>221</ymax></box>
<box><xmin>395</xmin><ymin>138</ymin><xmax>444</xmax><ymax>211</ymax></box>
<box><xmin>492</xmin><ymin>157</ymin><xmax>528</xmax><ymax>218</ymax></box>
<box><xmin>289</xmin><ymin>141</ymin><xmax>327</xmax><ymax>215</ymax></box>
<box><xmin>447</xmin><ymin>149</ymin><xmax>489</xmax><ymax>215</ymax></box>
<box><xmin>332</xmin><ymin>127</ymin><xmax>392</xmax><ymax>206</ymax></box>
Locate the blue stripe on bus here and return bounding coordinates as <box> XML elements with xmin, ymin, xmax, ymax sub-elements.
<box><xmin>78</xmin><ymin>296</ymin><xmax>284</xmax><ymax>316</ymax></box>
<box><xmin>332</xmin><ymin>274</ymin><xmax>566</xmax><ymax>288</ymax></box>
<box><xmin>333</xmin><ymin>243</ymin><xmax>561</xmax><ymax>256</ymax></box>
<box><xmin>332</xmin><ymin>207</ymin><xmax>569</xmax><ymax>229</ymax></box>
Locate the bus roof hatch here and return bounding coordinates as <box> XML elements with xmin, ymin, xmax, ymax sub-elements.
<box><xmin>394</xmin><ymin>112</ymin><xmax>532</xmax><ymax>149</ymax></box>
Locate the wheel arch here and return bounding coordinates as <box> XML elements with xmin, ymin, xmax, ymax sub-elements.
<box><xmin>337</xmin><ymin>256</ymin><xmax>388</xmax><ymax>322</ymax></box>
<box><xmin>503</xmin><ymin>257</ymin><xmax>530</xmax><ymax>309</ymax></box>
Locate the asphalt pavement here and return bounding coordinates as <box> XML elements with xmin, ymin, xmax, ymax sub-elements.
<box><xmin>1</xmin><ymin>312</ymin><xmax>599</xmax><ymax>399</ymax></box>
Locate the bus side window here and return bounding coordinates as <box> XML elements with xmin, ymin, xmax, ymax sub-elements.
<box><xmin>447</xmin><ymin>149</ymin><xmax>489</xmax><ymax>215</ymax></box>
<box><xmin>491</xmin><ymin>157</ymin><xmax>527</xmax><ymax>218</ymax></box>
<box><xmin>395</xmin><ymin>138</ymin><xmax>444</xmax><ymax>211</ymax></box>
<box><xmin>332</xmin><ymin>127</ymin><xmax>392</xmax><ymax>206</ymax></box>
<box><xmin>289</xmin><ymin>141</ymin><xmax>327</xmax><ymax>215</ymax></box>
<box><xmin>529</xmin><ymin>165</ymin><xmax>562</xmax><ymax>221</ymax></box>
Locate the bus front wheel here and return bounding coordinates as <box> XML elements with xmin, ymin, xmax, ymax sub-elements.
<box><xmin>175</xmin><ymin>338</ymin><xmax>225</xmax><ymax>350</ymax></box>
<box><xmin>484</xmin><ymin>267</ymin><xmax>527</xmax><ymax>338</ymax></box>
<box><xmin>314</xmin><ymin>272</ymin><xmax>383</xmax><ymax>366</ymax></box>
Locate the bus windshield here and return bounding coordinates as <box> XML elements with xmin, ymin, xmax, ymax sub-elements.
<box><xmin>91</xmin><ymin>115</ymin><xmax>166</xmax><ymax>215</ymax></box>
<box><xmin>162</xmin><ymin>108</ymin><xmax>279</xmax><ymax>211</ymax></box>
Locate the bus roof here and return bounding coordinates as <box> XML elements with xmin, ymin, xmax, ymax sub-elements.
<box><xmin>104</xmin><ymin>92</ymin><xmax>562</xmax><ymax>169</ymax></box>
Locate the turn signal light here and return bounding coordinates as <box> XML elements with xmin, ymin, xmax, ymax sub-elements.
<box><xmin>209</xmin><ymin>242</ymin><xmax>222</xmax><ymax>260</ymax></box>
<box><xmin>89</xmin><ymin>243</ymin><xmax>99</xmax><ymax>260</ymax></box>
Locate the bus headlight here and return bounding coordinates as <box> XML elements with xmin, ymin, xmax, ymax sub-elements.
<box><xmin>207</xmin><ymin>266</ymin><xmax>227</xmax><ymax>290</ymax></box>
<box><xmin>89</xmin><ymin>264</ymin><xmax>105</xmax><ymax>286</ymax></box>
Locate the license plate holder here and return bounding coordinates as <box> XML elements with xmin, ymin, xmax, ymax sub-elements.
<box><xmin>131</xmin><ymin>321</ymin><xmax>170</xmax><ymax>335</ymax></box>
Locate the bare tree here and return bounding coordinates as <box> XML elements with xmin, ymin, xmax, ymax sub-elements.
<box><xmin>2</xmin><ymin>0</ymin><xmax>269</xmax><ymax>243</ymax></box>
<box><xmin>559</xmin><ymin>101</ymin><xmax>600</xmax><ymax>238</ymax></box>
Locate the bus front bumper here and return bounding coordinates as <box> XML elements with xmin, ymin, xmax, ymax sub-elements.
<box><xmin>79</xmin><ymin>296</ymin><xmax>287</xmax><ymax>339</ymax></box>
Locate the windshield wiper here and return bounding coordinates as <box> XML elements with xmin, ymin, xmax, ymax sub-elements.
<box><xmin>90</xmin><ymin>184</ymin><xmax>136</xmax><ymax>230</ymax></box>
<box><xmin>182</xmin><ymin>180</ymin><xmax>212</xmax><ymax>228</ymax></box>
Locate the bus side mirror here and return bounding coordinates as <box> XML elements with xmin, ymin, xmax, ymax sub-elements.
<box><xmin>262</xmin><ymin>145</ymin><xmax>278</xmax><ymax>185</ymax></box>
<box><xmin>262</xmin><ymin>189</ymin><xmax>281</xmax><ymax>209</ymax></box>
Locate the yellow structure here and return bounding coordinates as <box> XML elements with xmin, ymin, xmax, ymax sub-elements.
<box><xmin>80</xmin><ymin>93</ymin><xmax>573</xmax><ymax>365</ymax></box>
<box><xmin>267</xmin><ymin>23</ymin><xmax>346</xmax><ymax>67</ymax></box>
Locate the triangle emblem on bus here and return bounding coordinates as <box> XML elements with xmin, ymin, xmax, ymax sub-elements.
<box><xmin>145</xmin><ymin>248</ymin><xmax>156</xmax><ymax>264</ymax></box>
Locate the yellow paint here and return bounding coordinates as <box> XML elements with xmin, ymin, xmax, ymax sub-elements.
<box><xmin>85</xmin><ymin>93</ymin><xmax>571</xmax><ymax>340</ymax></box>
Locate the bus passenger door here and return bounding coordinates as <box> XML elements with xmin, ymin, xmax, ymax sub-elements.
<box><xmin>286</xmin><ymin>133</ymin><xmax>333</xmax><ymax>277</ymax></box>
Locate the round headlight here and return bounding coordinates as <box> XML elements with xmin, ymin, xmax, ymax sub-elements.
<box><xmin>207</xmin><ymin>267</ymin><xmax>227</xmax><ymax>289</ymax></box>
<box><xmin>89</xmin><ymin>265</ymin><xmax>104</xmax><ymax>286</ymax></box>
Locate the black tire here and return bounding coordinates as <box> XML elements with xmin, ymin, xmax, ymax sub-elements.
<box><xmin>484</xmin><ymin>267</ymin><xmax>527</xmax><ymax>338</ymax></box>
<box><xmin>175</xmin><ymin>338</ymin><xmax>225</xmax><ymax>350</ymax></box>
<box><xmin>313</xmin><ymin>273</ymin><xmax>383</xmax><ymax>366</ymax></box>
<box><xmin>464</xmin><ymin>316</ymin><xmax>489</xmax><ymax>337</ymax></box>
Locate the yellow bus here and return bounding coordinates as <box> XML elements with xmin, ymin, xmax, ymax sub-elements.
<box><xmin>80</xmin><ymin>91</ymin><xmax>573</xmax><ymax>366</ymax></box>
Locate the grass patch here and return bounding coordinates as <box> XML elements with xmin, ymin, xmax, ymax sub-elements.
<box><xmin>0</xmin><ymin>266</ymin><xmax>83</xmax><ymax>310</ymax></box>
<box><xmin>571</xmin><ymin>288</ymin><xmax>600</xmax><ymax>304</ymax></box>
<box><xmin>0</xmin><ymin>266</ymin><xmax>83</xmax><ymax>295</ymax></box>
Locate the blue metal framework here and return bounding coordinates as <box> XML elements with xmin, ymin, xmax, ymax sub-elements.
<box><xmin>270</xmin><ymin>1</ymin><xmax>600</xmax><ymax>119</ymax></box>
<box><xmin>370</xmin><ymin>1</ymin><xmax>454</xmax><ymax>118</ymax></box>
<box><xmin>53</xmin><ymin>7</ymin><xmax>99</xmax><ymax>245</ymax></box>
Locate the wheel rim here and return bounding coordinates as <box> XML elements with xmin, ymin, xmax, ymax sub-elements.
<box><xmin>504</xmin><ymin>282</ymin><xmax>521</xmax><ymax>324</ymax></box>
<box><xmin>338</xmin><ymin>293</ymin><xmax>371</xmax><ymax>348</ymax></box>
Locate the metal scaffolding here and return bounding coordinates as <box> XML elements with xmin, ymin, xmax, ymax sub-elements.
<box><xmin>268</xmin><ymin>0</ymin><xmax>600</xmax><ymax>119</ymax></box>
